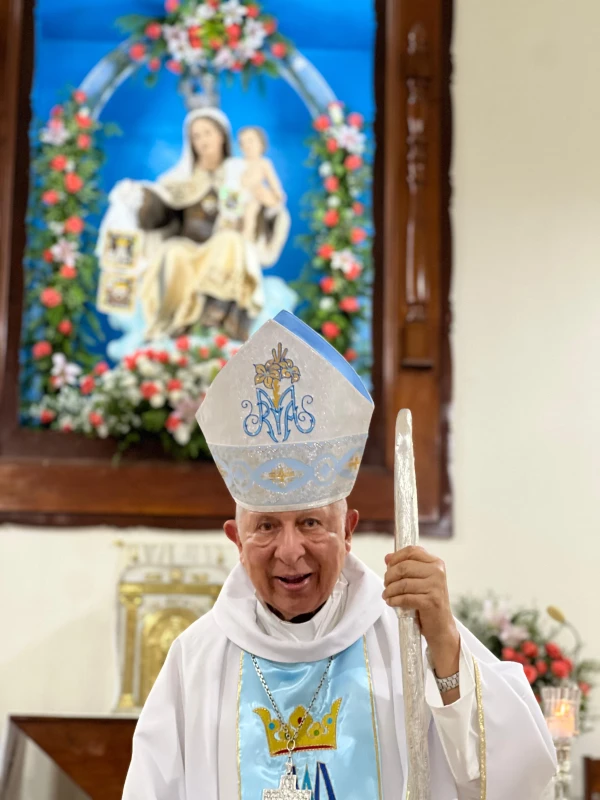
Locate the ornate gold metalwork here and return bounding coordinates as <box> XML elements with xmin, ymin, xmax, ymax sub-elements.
<box><xmin>140</xmin><ymin>607</ymin><xmax>198</xmax><ymax>704</ymax></box>
<box><xmin>263</xmin><ymin>464</ymin><xmax>299</xmax><ymax>487</ymax></box>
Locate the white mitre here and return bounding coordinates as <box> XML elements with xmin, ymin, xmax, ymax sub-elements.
<box><xmin>196</xmin><ymin>311</ymin><xmax>374</xmax><ymax>512</ymax></box>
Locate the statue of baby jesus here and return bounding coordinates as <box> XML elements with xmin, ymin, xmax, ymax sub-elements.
<box><xmin>238</xmin><ymin>126</ymin><xmax>285</xmax><ymax>242</ymax></box>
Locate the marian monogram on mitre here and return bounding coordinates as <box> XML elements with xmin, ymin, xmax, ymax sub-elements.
<box><xmin>243</xmin><ymin>343</ymin><xmax>315</xmax><ymax>443</ymax></box>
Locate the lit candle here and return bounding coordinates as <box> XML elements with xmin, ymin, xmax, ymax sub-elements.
<box><xmin>547</xmin><ymin>700</ymin><xmax>576</xmax><ymax>740</ymax></box>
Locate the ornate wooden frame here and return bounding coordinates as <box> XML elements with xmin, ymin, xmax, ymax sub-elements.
<box><xmin>0</xmin><ymin>0</ymin><xmax>453</xmax><ymax>534</ymax></box>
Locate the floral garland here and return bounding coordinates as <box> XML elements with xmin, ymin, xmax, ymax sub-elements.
<box><xmin>21</xmin><ymin>90</ymin><xmax>117</xmax><ymax>403</ymax></box>
<box><xmin>33</xmin><ymin>335</ymin><xmax>231</xmax><ymax>458</ymax></box>
<box><xmin>293</xmin><ymin>102</ymin><xmax>372</xmax><ymax>373</ymax></box>
<box><xmin>118</xmin><ymin>0</ymin><xmax>290</xmax><ymax>82</ymax></box>
<box><xmin>455</xmin><ymin>594</ymin><xmax>600</xmax><ymax>731</ymax></box>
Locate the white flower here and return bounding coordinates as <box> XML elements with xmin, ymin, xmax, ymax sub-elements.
<box><xmin>174</xmin><ymin>394</ymin><xmax>205</xmax><ymax>425</ymax></box>
<box><xmin>50</xmin><ymin>238</ymin><xmax>79</xmax><ymax>267</ymax></box>
<box><xmin>221</xmin><ymin>0</ymin><xmax>247</xmax><ymax>25</ymax></box>
<box><xmin>192</xmin><ymin>4</ymin><xmax>217</xmax><ymax>22</ymax></box>
<box><xmin>173</xmin><ymin>424</ymin><xmax>192</xmax><ymax>446</ymax></box>
<box><xmin>213</xmin><ymin>47</ymin><xmax>235</xmax><ymax>71</ymax></box>
<box><xmin>40</xmin><ymin>119</ymin><xmax>70</xmax><ymax>146</ymax></box>
<box><xmin>334</xmin><ymin>125</ymin><xmax>366</xmax><ymax>155</ymax></box>
<box><xmin>331</xmin><ymin>248</ymin><xmax>361</xmax><ymax>277</ymax></box>
<box><xmin>49</xmin><ymin>221</ymin><xmax>65</xmax><ymax>235</ymax></box>
<box><xmin>78</xmin><ymin>107</ymin><xmax>91</xmax><ymax>118</ymax></box>
<box><xmin>168</xmin><ymin>390</ymin><xmax>184</xmax><ymax>405</ymax></box>
<box><xmin>482</xmin><ymin>598</ymin><xmax>510</xmax><ymax>629</ymax></box>
<box><xmin>327</xmin><ymin>196</ymin><xmax>341</xmax><ymax>208</ymax></box>
<box><xmin>137</xmin><ymin>358</ymin><xmax>160</xmax><ymax>378</ymax></box>
<box><xmin>244</xmin><ymin>19</ymin><xmax>266</xmax><ymax>49</ymax></box>
<box><xmin>126</xmin><ymin>389</ymin><xmax>141</xmax><ymax>404</ymax></box>
<box><xmin>328</xmin><ymin>102</ymin><xmax>344</xmax><ymax>125</ymax></box>
<box><xmin>318</xmin><ymin>162</ymin><xmax>333</xmax><ymax>178</ymax></box>
<box><xmin>51</xmin><ymin>353</ymin><xmax>82</xmax><ymax>388</ymax></box>
<box><xmin>97</xmin><ymin>424</ymin><xmax>109</xmax><ymax>439</ymax></box>
<box><xmin>319</xmin><ymin>297</ymin><xmax>335</xmax><ymax>311</ymax></box>
<box><xmin>149</xmin><ymin>393</ymin><xmax>166</xmax><ymax>409</ymax></box>
<box><xmin>235</xmin><ymin>40</ymin><xmax>258</xmax><ymax>62</ymax></box>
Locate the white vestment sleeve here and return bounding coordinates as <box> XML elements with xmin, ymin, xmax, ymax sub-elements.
<box><xmin>122</xmin><ymin>640</ymin><xmax>186</xmax><ymax>800</ymax></box>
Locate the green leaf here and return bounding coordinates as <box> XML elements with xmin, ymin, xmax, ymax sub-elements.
<box><xmin>141</xmin><ymin>408</ymin><xmax>168</xmax><ymax>433</ymax></box>
<box><xmin>115</xmin><ymin>14</ymin><xmax>154</xmax><ymax>34</ymax></box>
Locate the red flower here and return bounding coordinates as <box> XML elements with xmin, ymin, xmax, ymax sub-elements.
<box><xmin>61</xmin><ymin>421</ymin><xmax>73</xmax><ymax>433</ymax></box>
<box><xmin>339</xmin><ymin>296</ymin><xmax>359</xmax><ymax>313</ymax></box>
<box><xmin>93</xmin><ymin>362</ymin><xmax>109</xmax><ymax>376</ymax></box>
<box><xmin>32</xmin><ymin>341</ymin><xmax>52</xmax><ymax>360</ymax></box>
<box><xmin>145</xmin><ymin>22</ymin><xmax>162</xmax><ymax>39</ymax></box>
<box><xmin>231</xmin><ymin>61</ymin><xmax>243</xmax><ymax>72</ymax></box>
<box><xmin>320</xmin><ymin>276</ymin><xmax>335</xmax><ymax>294</ymax></box>
<box><xmin>50</xmin><ymin>105</ymin><xmax>63</xmax><ymax>117</ymax></box>
<box><xmin>198</xmin><ymin>346</ymin><xmax>210</xmax><ymax>359</ymax></box>
<box><xmin>326</xmin><ymin>138</ymin><xmax>338</xmax><ymax>153</ymax></box>
<box><xmin>148</xmin><ymin>57</ymin><xmax>161</xmax><ymax>72</ymax></box>
<box><xmin>166</xmin><ymin>59</ymin><xmax>183</xmax><ymax>74</ymax></box>
<box><xmin>523</xmin><ymin>665</ymin><xmax>538</xmax><ymax>684</ymax></box>
<box><xmin>156</xmin><ymin>351</ymin><xmax>169</xmax><ymax>364</ymax></box>
<box><xmin>209</xmin><ymin>37</ymin><xmax>223</xmax><ymax>49</ymax></box>
<box><xmin>129</xmin><ymin>43</ymin><xmax>147</xmax><ymax>61</ymax></box>
<box><xmin>40</xmin><ymin>288</ymin><xmax>63</xmax><ymax>308</ymax></box>
<box><xmin>247</xmin><ymin>4</ymin><xmax>260</xmax><ymax>17</ymax></box>
<box><xmin>563</xmin><ymin>657</ymin><xmax>574</xmax><ymax>673</ymax></box>
<box><xmin>551</xmin><ymin>659</ymin><xmax>572</xmax><ymax>679</ymax></box>
<box><xmin>43</xmin><ymin>250</ymin><xmax>54</xmax><ymax>263</ymax></box>
<box><xmin>264</xmin><ymin>19</ymin><xmax>277</xmax><ymax>35</ymax></box>
<box><xmin>72</xmin><ymin>89</ymin><xmax>87</xmax><ymax>104</ymax></box>
<box><xmin>318</xmin><ymin>243</ymin><xmax>334</xmax><ymax>259</ymax></box>
<box><xmin>167</xmin><ymin>379</ymin><xmax>183</xmax><ymax>392</ymax></box>
<box><xmin>322</xmin><ymin>321</ymin><xmax>341</xmax><ymax>340</ymax></box>
<box><xmin>64</xmin><ymin>216</ymin><xmax>84</xmax><ymax>234</ymax></box>
<box><xmin>352</xmin><ymin>201</ymin><xmax>364</xmax><ymax>215</ymax></box>
<box><xmin>522</xmin><ymin>641</ymin><xmax>539</xmax><ymax>659</ymax></box>
<box><xmin>324</xmin><ymin>176</ymin><xmax>339</xmax><ymax>193</ymax></box>
<box><xmin>313</xmin><ymin>114</ymin><xmax>330</xmax><ymax>132</ymax></box>
<box><xmin>141</xmin><ymin>381</ymin><xmax>160</xmax><ymax>400</ymax></box>
<box><xmin>579</xmin><ymin>682</ymin><xmax>591</xmax><ymax>697</ymax></box>
<box><xmin>58</xmin><ymin>319</ymin><xmax>73</xmax><ymax>336</ymax></box>
<box><xmin>226</xmin><ymin>24</ymin><xmax>242</xmax><ymax>40</ymax></box>
<box><xmin>345</xmin><ymin>154</ymin><xmax>363</xmax><ymax>171</ymax></box>
<box><xmin>77</xmin><ymin>133</ymin><xmax>92</xmax><ymax>150</ymax></box>
<box><xmin>218</xmin><ymin>358</ymin><xmax>228</xmax><ymax>368</ymax></box>
<box><xmin>323</xmin><ymin>209</ymin><xmax>339</xmax><ymax>227</ymax></box>
<box><xmin>502</xmin><ymin>647</ymin><xmax>517</xmax><ymax>661</ymax></box>
<box><xmin>350</xmin><ymin>227</ymin><xmax>367</xmax><ymax>244</ymax></box>
<box><xmin>60</xmin><ymin>265</ymin><xmax>77</xmax><ymax>280</ymax></box>
<box><xmin>50</xmin><ymin>154</ymin><xmax>68</xmax><ymax>171</ymax></box>
<box><xmin>214</xmin><ymin>334</ymin><xmax>229</xmax><ymax>348</ymax></box>
<box><xmin>188</xmin><ymin>25</ymin><xmax>203</xmax><ymax>48</ymax></box>
<box><xmin>89</xmin><ymin>411</ymin><xmax>104</xmax><ymax>427</ymax></box>
<box><xmin>64</xmin><ymin>173</ymin><xmax>84</xmax><ymax>193</ymax></box>
<box><xmin>124</xmin><ymin>355</ymin><xmax>138</xmax><ymax>370</ymax></box>
<box><xmin>166</xmin><ymin>414</ymin><xmax>180</xmax><ymax>432</ymax></box>
<box><xmin>345</xmin><ymin>348</ymin><xmax>358</xmax><ymax>362</ymax></box>
<box><xmin>346</xmin><ymin>263</ymin><xmax>362</xmax><ymax>281</ymax></box>
<box><xmin>347</xmin><ymin>112</ymin><xmax>364</xmax><ymax>128</ymax></box>
<box><xmin>75</xmin><ymin>113</ymin><xmax>93</xmax><ymax>129</ymax></box>
<box><xmin>40</xmin><ymin>409</ymin><xmax>56</xmax><ymax>425</ymax></box>
<box><xmin>535</xmin><ymin>660</ymin><xmax>548</xmax><ymax>676</ymax></box>
<box><xmin>42</xmin><ymin>189</ymin><xmax>60</xmax><ymax>206</ymax></box>
<box><xmin>165</xmin><ymin>0</ymin><xmax>179</xmax><ymax>10</ymax></box>
<box><xmin>271</xmin><ymin>42</ymin><xmax>287</xmax><ymax>59</ymax></box>
<box><xmin>80</xmin><ymin>375</ymin><xmax>95</xmax><ymax>395</ymax></box>
<box><xmin>546</xmin><ymin>642</ymin><xmax>562</xmax><ymax>660</ymax></box>
<box><xmin>251</xmin><ymin>52</ymin><xmax>266</xmax><ymax>66</ymax></box>
<box><xmin>175</xmin><ymin>336</ymin><xmax>190</xmax><ymax>351</ymax></box>
<box><xmin>178</xmin><ymin>356</ymin><xmax>189</xmax><ymax>367</ymax></box>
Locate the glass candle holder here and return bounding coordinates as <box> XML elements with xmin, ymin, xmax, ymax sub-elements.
<box><xmin>541</xmin><ymin>685</ymin><xmax>581</xmax><ymax>800</ymax></box>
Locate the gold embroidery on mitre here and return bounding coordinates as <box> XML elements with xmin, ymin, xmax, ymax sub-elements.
<box><xmin>263</xmin><ymin>464</ymin><xmax>299</xmax><ymax>487</ymax></box>
<box><xmin>254</xmin><ymin>698</ymin><xmax>342</xmax><ymax>756</ymax></box>
<box><xmin>346</xmin><ymin>454</ymin><xmax>362</xmax><ymax>472</ymax></box>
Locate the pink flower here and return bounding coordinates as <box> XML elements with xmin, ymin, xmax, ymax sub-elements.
<box><xmin>522</xmin><ymin>641</ymin><xmax>539</xmax><ymax>659</ymax></box>
<box><xmin>80</xmin><ymin>375</ymin><xmax>95</xmax><ymax>395</ymax></box>
<box><xmin>42</xmin><ymin>190</ymin><xmax>60</xmax><ymax>206</ymax></box>
<box><xmin>579</xmin><ymin>682</ymin><xmax>591</xmax><ymax>697</ymax></box>
<box><xmin>535</xmin><ymin>660</ymin><xmax>548</xmax><ymax>676</ymax></box>
<box><xmin>251</xmin><ymin>52</ymin><xmax>266</xmax><ymax>66</ymax></box>
<box><xmin>321</xmin><ymin>321</ymin><xmax>341</xmax><ymax>340</ymax></box>
<box><xmin>50</xmin><ymin>155</ymin><xmax>68</xmax><ymax>171</ymax></box>
<box><xmin>60</xmin><ymin>265</ymin><xmax>77</xmax><ymax>280</ymax></box>
<box><xmin>214</xmin><ymin>334</ymin><xmax>229</xmax><ymax>348</ymax></box>
<box><xmin>320</xmin><ymin>276</ymin><xmax>335</xmax><ymax>294</ymax></box>
<box><xmin>326</xmin><ymin>138</ymin><xmax>338</xmax><ymax>153</ymax></box>
<box><xmin>318</xmin><ymin>243</ymin><xmax>334</xmax><ymax>259</ymax></box>
<box><xmin>347</xmin><ymin>112</ymin><xmax>364</xmax><ymax>128</ymax></box>
<box><xmin>145</xmin><ymin>22</ymin><xmax>162</xmax><ymax>39</ymax></box>
<box><xmin>141</xmin><ymin>381</ymin><xmax>160</xmax><ymax>400</ymax></box>
<box><xmin>64</xmin><ymin>216</ymin><xmax>84</xmax><ymax>234</ymax></box>
<box><xmin>167</xmin><ymin>379</ymin><xmax>183</xmax><ymax>392</ymax></box>
<box><xmin>523</xmin><ymin>665</ymin><xmax>538</xmax><ymax>684</ymax></box>
<box><xmin>148</xmin><ymin>57</ymin><xmax>161</xmax><ymax>72</ymax></box>
<box><xmin>339</xmin><ymin>296</ymin><xmax>359</xmax><ymax>313</ymax></box>
<box><xmin>32</xmin><ymin>341</ymin><xmax>52</xmax><ymax>359</ymax></box>
<box><xmin>165</xmin><ymin>0</ymin><xmax>179</xmax><ymax>10</ymax></box>
<box><xmin>166</xmin><ymin>59</ymin><xmax>183</xmax><ymax>74</ymax></box>
<box><xmin>41</xmin><ymin>288</ymin><xmax>63</xmax><ymax>308</ymax></box>
<box><xmin>350</xmin><ymin>227</ymin><xmax>367</xmax><ymax>244</ymax></box>
<box><xmin>89</xmin><ymin>411</ymin><xmax>104</xmax><ymax>427</ymax></box>
<box><xmin>93</xmin><ymin>362</ymin><xmax>109</xmax><ymax>376</ymax></box>
<box><xmin>40</xmin><ymin>409</ymin><xmax>56</xmax><ymax>425</ymax></box>
<box><xmin>129</xmin><ymin>43</ymin><xmax>147</xmax><ymax>61</ymax></box>
<box><xmin>50</xmin><ymin>105</ymin><xmax>63</xmax><ymax>117</ymax></box>
<box><xmin>77</xmin><ymin>133</ymin><xmax>91</xmax><ymax>150</ymax></box>
<box><xmin>75</xmin><ymin>113</ymin><xmax>93</xmax><ymax>129</ymax></box>
<box><xmin>551</xmin><ymin>659</ymin><xmax>572</xmax><ymax>679</ymax></box>
<box><xmin>313</xmin><ymin>115</ymin><xmax>330</xmax><ymax>132</ymax></box>
<box><xmin>345</xmin><ymin>154</ymin><xmax>363</xmax><ymax>171</ymax></box>
<box><xmin>346</xmin><ymin>263</ymin><xmax>362</xmax><ymax>281</ymax></box>
<box><xmin>64</xmin><ymin>173</ymin><xmax>84</xmax><ymax>193</ymax></box>
<box><xmin>175</xmin><ymin>336</ymin><xmax>190</xmax><ymax>351</ymax></box>
<box><xmin>324</xmin><ymin>176</ymin><xmax>339</xmax><ymax>193</ymax></box>
<box><xmin>72</xmin><ymin>89</ymin><xmax>87</xmax><ymax>104</ymax></box>
<box><xmin>58</xmin><ymin>319</ymin><xmax>73</xmax><ymax>336</ymax></box>
<box><xmin>546</xmin><ymin>642</ymin><xmax>562</xmax><ymax>660</ymax></box>
<box><xmin>323</xmin><ymin>209</ymin><xmax>339</xmax><ymax>227</ymax></box>
<box><xmin>352</xmin><ymin>201</ymin><xmax>364</xmax><ymax>215</ymax></box>
<box><xmin>344</xmin><ymin>348</ymin><xmax>358</xmax><ymax>362</ymax></box>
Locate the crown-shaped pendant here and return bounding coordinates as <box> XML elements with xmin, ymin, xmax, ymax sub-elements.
<box><xmin>255</xmin><ymin>698</ymin><xmax>342</xmax><ymax>756</ymax></box>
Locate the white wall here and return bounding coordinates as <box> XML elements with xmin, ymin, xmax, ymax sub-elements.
<box><xmin>1</xmin><ymin>0</ymin><xmax>600</xmax><ymax>793</ymax></box>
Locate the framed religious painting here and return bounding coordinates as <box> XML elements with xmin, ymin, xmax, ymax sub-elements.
<box><xmin>0</xmin><ymin>0</ymin><xmax>453</xmax><ymax>533</ymax></box>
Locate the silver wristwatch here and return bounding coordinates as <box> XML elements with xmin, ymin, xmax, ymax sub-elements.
<box><xmin>435</xmin><ymin>670</ymin><xmax>460</xmax><ymax>694</ymax></box>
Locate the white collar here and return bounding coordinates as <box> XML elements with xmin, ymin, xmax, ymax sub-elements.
<box><xmin>212</xmin><ymin>553</ymin><xmax>386</xmax><ymax>663</ymax></box>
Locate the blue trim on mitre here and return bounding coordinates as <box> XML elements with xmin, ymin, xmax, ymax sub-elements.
<box><xmin>273</xmin><ymin>311</ymin><xmax>373</xmax><ymax>404</ymax></box>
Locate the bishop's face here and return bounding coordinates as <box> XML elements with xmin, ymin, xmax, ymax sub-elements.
<box><xmin>224</xmin><ymin>501</ymin><xmax>359</xmax><ymax>621</ymax></box>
